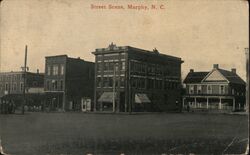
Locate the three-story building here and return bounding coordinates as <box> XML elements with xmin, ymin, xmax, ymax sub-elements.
<box><xmin>92</xmin><ymin>43</ymin><xmax>183</xmax><ymax>112</ymax></box>
<box><xmin>44</xmin><ymin>55</ymin><xmax>94</xmax><ymax>111</ymax></box>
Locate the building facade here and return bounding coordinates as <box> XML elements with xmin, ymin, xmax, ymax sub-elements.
<box><xmin>0</xmin><ymin>71</ymin><xmax>44</xmax><ymax>113</ymax></box>
<box><xmin>92</xmin><ymin>43</ymin><xmax>183</xmax><ymax>112</ymax></box>
<box><xmin>183</xmin><ymin>64</ymin><xmax>246</xmax><ymax>112</ymax></box>
<box><xmin>44</xmin><ymin>55</ymin><xmax>94</xmax><ymax>111</ymax></box>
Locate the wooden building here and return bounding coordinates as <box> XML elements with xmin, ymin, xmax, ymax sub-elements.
<box><xmin>92</xmin><ymin>43</ymin><xmax>183</xmax><ymax>112</ymax></box>
<box><xmin>183</xmin><ymin>64</ymin><xmax>246</xmax><ymax>112</ymax></box>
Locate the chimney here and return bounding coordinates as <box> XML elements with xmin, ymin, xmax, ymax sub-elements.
<box><xmin>37</xmin><ymin>69</ymin><xmax>39</xmax><ymax>74</ymax></box>
<box><xmin>213</xmin><ymin>64</ymin><xmax>219</xmax><ymax>69</ymax></box>
<box><xmin>190</xmin><ymin>69</ymin><xmax>194</xmax><ymax>73</ymax></box>
<box><xmin>231</xmin><ymin>68</ymin><xmax>236</xmax><ymax>74</ymax></box>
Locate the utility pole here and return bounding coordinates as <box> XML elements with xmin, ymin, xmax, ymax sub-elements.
<box><xmin>22</xmin><ymin>45</ymin><xmax>28</xmax><ymax>114</ymax></box>
<box><xmin>113</xmin><ymin>64</ymin><xmax>117</xmax><ymax>112</ymax></box>
<box><xmin>245</xmin><ymin>48</ymin><xmax>249</xmax><ymax>113</ymax></box>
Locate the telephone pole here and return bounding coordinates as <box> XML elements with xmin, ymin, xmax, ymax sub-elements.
<box><xmin>245</xmin><ymin>48</ymin><xmax>249</xmax><ymax>113</ymax></box>
<box><xmin>22</xmin><ymin>45</ymin><xmax>28</xmax><ymax>114</ymax></box>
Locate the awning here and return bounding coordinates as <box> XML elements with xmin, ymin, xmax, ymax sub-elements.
<box><xmin>135</xmin><ymin>93</ymin><xmax>151</xmax><ymax>104</ymax></box>
<box><xmin>98</xmin><ymin>92</ymin><xmax>116</xmax><ymax>103</ymax></box>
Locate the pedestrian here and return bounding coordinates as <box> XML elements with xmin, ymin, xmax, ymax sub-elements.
<box><xmin>187</xmin><ymin>104</ymin><xmax>190</xmax><ymax>112</ymax></box>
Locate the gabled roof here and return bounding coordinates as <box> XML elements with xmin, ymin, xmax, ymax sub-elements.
<box><xmin>217</xmin><ymin>68</ymin><xmax>245</xmax><ymax>85</ymax></box>
<box><xmin>183</xmin><ymin>72</ymin><xmax>209</xmax><ymax>83</ymax></box>
<box><xmin>183</xmin><ymin>68</ymin><xmax>246</xmax><ymax>85</ymax></box>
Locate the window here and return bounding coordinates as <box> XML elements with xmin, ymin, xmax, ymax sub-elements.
<box><xmin>109</xmin><ymin>62</ymin><xmax>114</xmax><ymax>71</ymax></box>
<box><xmin>207</xmin><ymin>85</ymin><xmax>212</xmax><ymax>94</ymax></box>
<box><xmin>47</xmin><ymin>66</ymin><xmax>51</xmax><ymax>75</ymax></box>
<box><xmin>121</xmin><ymin>62</ymin><xmax>125</xmax><ymax>70</ymax></box>
<box><xmin>220</xmin><ymin>85</ymin><xmax>225</xmax><ymax>94</ymax></box>
<box><xmin>5</xmin><ymin>83</ymin><xmax>8</xmax><ymax>91</ymax></box>
<box><xmin>120</xmin><ymin>77</ymin><xmax>125</xmax><ymax>87</ymax></box>
<box><xmin>53</xmin><ymin>65</ymin><xmax>59</xmax><ymax>75</ymax></box>
<box><xmin>132</xmin><ymin>78</ymin><xmax>137</xmax><ymax>88</ymax></box>
<box><xmin>20</xmin><ymin>83</ymin><xmax>23</xmax><ymax>91</ymax></box>
<box><xmin>189</xmin><ymin>85</ymin><xmax>194</xmax><ymax>94</ymax></box>
<box><xmin>197</xmin><ymin>85</ymin><xmax>202</xmax><ymax>94</ymax></box>
<box><xmin>232</xmin><ymin>89</ymin><xmax>235</xmax><ymax>95</ymax></box>
<box><xmin>109</xmin><ymin>77</ymin><xmax>113</xmax><ymax>87</ymax></box>
<box><xmin>140</xmin><ymin>78</ymin><xmax>146</xmax><ymax>89</ymax></box>
<box><xmin>97</xmin><ymin>77</ymin><xmax>102</xmax><ymax>87</ymax></box>
<box><xmin>61</xmin><ymin>65</ymin><xmax>64</xmax><ymax>75</ymax></box>
<box><xmin>97</xmin><ymin>63</ymin><xmax>102</xmax><ymax>71</ymax></box>
<box><xmin>52</xmin><ymin>80</ymin><xmax>57</xmax><ymax>90</ymax></box>
<box><xmin>46</xmin><ymin>80</ymin><xmax>50</xmax><ymax>90</ymax></box>
<box><xmin>103</xmin><ymin>77</ymin><xmax>109</xmax><ymax>87</ymax></box>
<box><xmin>104</xmin><ymin>62</ymin><xmax>109</xmax><ymax>71</ymax></box>
<box><xmin>13</xmin><ymin>83</ymin><xmax>17</xmax><ymax>91</ymax></box>
<box><xmin>60</xmin><ymin>80</ymin><xmax>64</xmax><ymax>90</ymax></box>
<box><xmin>164</xmin><ymin>81</ymin><xmax>168</xmax><ymax>90</ymax></box>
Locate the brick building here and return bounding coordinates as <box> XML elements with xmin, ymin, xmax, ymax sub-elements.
<box><xmin>0</xmin><ymin>71</ymin><xmax>44</xmax><ymax>113</ymax></box>
<box><xmin>92</xmin><ymin>43</ymin><xmax>183</xmax><ymax>112</ymax></box>
<box><xmin>44</xmin><ymin>55</ymin><xmax>94</xmax><ymax>111</ymax></box>
<box><xmin>183</xmin><ymin>64</ymin><xmax>246</xmax><ymax>112</ymax></box>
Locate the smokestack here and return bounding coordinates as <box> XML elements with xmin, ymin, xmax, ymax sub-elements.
<box><xmin>190</xmin><ymin>69</ymin><xmax>194</xmax><ymax>73</ymax></box>
<box><xmin>231</xmin><ymin>68</ymin><xmax>236</xmax><ymax>74</ymax></box>
<box><xmin>37</xmin><ymin>69</ymin><xmax>39</xmax><ymax>74</ymax></box>
<box><xmin>213</xmin><ymin>64</ymin><xmax>219</xmax><ymax>69</ymax></box>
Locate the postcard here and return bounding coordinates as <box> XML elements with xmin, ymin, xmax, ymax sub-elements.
<box><xmin>0</xmin><ymin>0</ymin><xmax>249</xmax><ymax>154</ymax></box>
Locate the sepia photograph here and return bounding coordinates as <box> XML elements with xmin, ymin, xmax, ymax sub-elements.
<box><xmin>0</xmin><ymin>0</ymin><xmax>249</xmax><ymax>154</ymax></box>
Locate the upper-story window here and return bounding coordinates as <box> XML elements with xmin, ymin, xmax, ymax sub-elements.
<box><xmin>20</xmin><ymin>83</ymin><xmax>23</xmax><ymax>91</ymax></box>
<box><xmin>13</xmin><ymin>83</ymin><xmax>17</xmax><ymax>91</ymax></box>
<box><xmin>121</xmin><ymin>62</ymin><xmax>125</xmax><ymax>70</ymax></box>
<box><xmin>61</xmin><ymin>65</ymin><xmax>64</xmax><ymax>75</ymax></box>
<box><xmin>53</xmin><ymin>65</ymin><xmax>59</xmax><ymax>75</ymax></box>
<box><xmin>232</xmin><ymin>89</ymin><xmax>235</xmax><ymax>95</ymax></box>
<box><xmin>189</xmin><ymin>85</ymin><xmax>194</xmax><ymax>94</ymax></box>
<box><xmin>47</xmin><ymin>66</ymin><xmax>51</xmax><ymax>75</ymax></box>
<box><xmin>197</xmin><ymin>85</ymin><xmax>202</xmax><ymax>94</ymax></box>
<box><xmin>5</xmin><ymin>83</ymin><xmax>8</xmax><ymax>91</ymax></box>
<box><xmin>207</xmin><ymin>85</ymin><xmax>212</xmax><ymax>94</ymax></box>
<box><xmin>120</xmin><ymin>77</ymin><xmax>125</xmax><ymax>87</ymax></box>
<box><xmin>220</xmin><ymin>85</ymin><xmax>225</xmax><ymax>94</ymax></box>
<box><xmin>97</xmin><ymin>63</ymin><xmax>102</xmax><ymax>71</ymax></box>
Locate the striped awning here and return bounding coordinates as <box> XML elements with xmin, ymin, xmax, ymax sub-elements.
<box><xmin>98</xmin><ymin>92</ymin><xmax>116</xmax><ymax>103</ymax></box>
<box><xmin>135</xmin><ymin>93</ymin><xmax>151</xmax><ymax>104</ymax></box>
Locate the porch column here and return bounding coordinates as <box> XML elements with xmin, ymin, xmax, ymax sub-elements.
<box><xmin>219</xmin><ymin>98</ymin><xmax>222</xmax><ymax>109</ymax></box>
<box><xmin>206</xmin><ymin>98</ymin><xmax>209</xmax><ymax>109</ymax></box>
<box><xmin>194</xmin><ymin>97</ymin><xmax>197</xmax><ymax>108</ymax></box>
<box><xmin>233</xmin><ymin>98</ymin><xmax>235</xmax><ymax>111</ymax></box>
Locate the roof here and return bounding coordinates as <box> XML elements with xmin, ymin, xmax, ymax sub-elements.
<box><xmin>92</xmin><ymin>44</ymin><xmax>183</xmax><ymax>62</ymax></box>
<box><xmin>218</xmin><ymin>68</ymin><xmax>246</xmax><ymax>84</ymax></box>
<box><xmin>184</xmin><ymin>68</ymin><xmax>245</xmax><ymax>85</ymax></box>
<box><xmin>183</xmin><ymin>72</ymin><xmax>209</xmax><ymax>83</ymax></box>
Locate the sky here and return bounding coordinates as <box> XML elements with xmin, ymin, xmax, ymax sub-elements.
<box><xmin>0</xmin><ymin>0</ymin><xmax>249</xmax><ymax>80</ymax></box>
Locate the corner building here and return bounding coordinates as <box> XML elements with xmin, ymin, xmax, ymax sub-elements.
<box><xmin>92</xmin><ymin>43</ymin><xmax>183</xmax><ymax>112</ymax></box>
